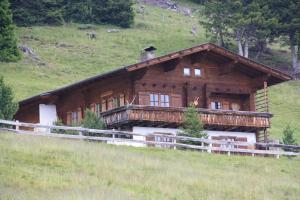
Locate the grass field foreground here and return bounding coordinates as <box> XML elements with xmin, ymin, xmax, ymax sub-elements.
<box><xmin>0</xmin><ymin>133</ymin><xmax>299</xmax><ymax>200</ymax></box>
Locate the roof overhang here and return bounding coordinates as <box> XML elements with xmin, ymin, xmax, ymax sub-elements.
<box><xmin>18</xmin><ymin>43</ymin><xmax>292</xmax><ymax>107</ymax></box>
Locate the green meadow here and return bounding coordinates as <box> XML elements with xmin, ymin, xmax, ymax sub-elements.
<box><xmin>0</xmin><ymin>133</ymin><xmax>299</xmax><ymax>200</ymax></box>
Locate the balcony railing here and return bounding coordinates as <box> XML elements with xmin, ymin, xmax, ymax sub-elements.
<box><xmin>101</xmin><ymin>105</ymin><xmax>272</xmax><ymax>130</ymax></box>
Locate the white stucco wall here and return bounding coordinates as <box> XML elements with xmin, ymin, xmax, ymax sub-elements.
<box><xmin>132</xmin><ymin>126</ymin><xmax>256</xmax><ymax>143</ymax></box>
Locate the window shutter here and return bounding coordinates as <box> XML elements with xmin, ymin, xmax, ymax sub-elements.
<box><xmin>170</xmin><ymin>94</ymin><xmax>182</xmax><ymax>107</ymax></box>
<box><xmin>67</xmin><ymin>112</ymin><xmax>72</xmax><ymax>125</ymax></box>
<box><xmin>223</xmin><ymin>101</ymin><xmax>230</xmax><ymax>110</ymax></box>
<box><xmin>138</xmin><ymin>92</ymin><xmax>150</xmax><ymax>105</ymax></box>
<box><xmin>77</xmin><ymin>107</ymin><xmax>82</xmax><ymax>122</ymax></box>
<box><xmin>235</xmin><ymin>137</ymin><xmax>248</xmax><ymax>149</ymax></box>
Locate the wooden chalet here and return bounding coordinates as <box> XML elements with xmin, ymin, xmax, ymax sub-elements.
<box><xmin>15</xmin><ymin>43</ymin><xmax>292</xmax><ymax>147</ymax></box>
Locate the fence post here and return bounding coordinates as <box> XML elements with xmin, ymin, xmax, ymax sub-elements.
<box><xmin>16</xmin><ymin>120</ymin><xmax>19</xmax><ymax>132</ymax></box>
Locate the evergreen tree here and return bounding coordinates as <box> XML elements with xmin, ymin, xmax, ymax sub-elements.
<box><xmin>92</xmin><ymin>0</ymin><xmax>135</xmax><ymax>28</ymax></box>
<box><xmin>82</xmin><ymin>109</ymin><xmax>106</xmax><ymax>134</ymax></box>
<box><xmin>201</xmin><ymin>0</ymin><xmax>277</xmax><ymax>58</ymax></box>
<box><xmin>0</xmin><ymin>77</ymin><xmax>18</xmax><ymax>120</ymax></box>
<box><xmin>267</xmin><ymin>0</ymin><xmax>300</xmax><ymax>69</ymax></box>
<box><xmin>11</xmin><ymin>0</ymin><xmax>135</xmax><ymax>28</ymax></box>
<box><xmin>200</xmin><ymin>0</ymin><xmax>231</xmax><ymax>47</ymax></box>
<box><xmin>0</xmin><ymin>0</ymin><xmax>21</xmax><ymax>62</ymax></box>
<box><xmin>180</xmin><ymin>105</ymin><xmax>207</xmax><ymax>138</ymax></box>
<box><xmin>282</xmin><ymin>125</ymin><xmax>297</xmax><ymax>145</ymax></box>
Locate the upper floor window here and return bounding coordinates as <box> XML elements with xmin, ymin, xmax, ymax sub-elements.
<box><xmin>150</xmin><ymin>94</ymin><xmax>159</xmax><ymax>106</ymax></box>
<box><xmin>183</xmin><ymin>68</ymin><xmax>191</xmax><ymax>76</ymax></box>
<box><xmin>95</xmin><ymin>104</ymin><xmax>101</xmax><ymax>117</ymax></box>
<box><xmin>195</xmin><ymin>68</ymin><xmax>202</xmax><ymax>77</ymax></box>
<box><xmin>119</xmin><ymin>93</ymin><xmax>125</xmax><ymax>106</ymax></box>
<box><xmin>160</xmin><ymin>94</ymin><xmax>170</xmax><ymax>107</ymax></box>
<box><xmin>71</xmin><ymin>111</ymin><xmax>78</xmax><ymax>124</ymax></box>
<box><xmin>211</xmin><ymin>101</ymin><xmax>222</xmax><ymax>110</ymax></box>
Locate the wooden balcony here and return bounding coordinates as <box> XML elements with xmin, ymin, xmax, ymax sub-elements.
<box><xmin>101</xmin><ymin>105</ymin><xmax>272</xmax><ymax>131</ymax></box>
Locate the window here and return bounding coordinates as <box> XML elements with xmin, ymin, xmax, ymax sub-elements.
<box><xmin>211</xmin><ymin>101</ymin><xmax>222</xmax><ymax>109</ymax></box>
<box><xmin>183</xmin><ymin>68</ymin><xmax>190</xmax><ymax>76</ymax></box>
<box><xmin>160</xmin><ymin>94</ymin><xmax>170</xmax><ymax>107</ymax></box>
<box><xmin>231</xmin><ymin>103</ymin><xmax>240</xmax><ymax>111</ymax></box>
<box><xmin>119</xmin><ymin>93</ymin><xmax>125</xmax><ymax>106</ymax></box>
<box><xmin>95</xmin><ymin>104</ymin><xmax>101</xmax><ymax>117</ymax></box>
<box><xmin>107</xmin><ymin>98</ymin><xmax>113</xmax><ymax>110</ymax></box>
<box><xmin>71</xmin><ymin>111</ymin><xmax>78</xmax><ymax>124</ymax></box>
<box><xmin>220</xmin><ymin>138</ymin><xmax>235</xmax><ymax>149</ymax></box>
<box><xmin>101</xmin><ymin>99</ymin><xmax>107</xmax><ymax>112</ymax></box>
<box><xmin>195</xmin><ymin>68</ymin><xmax>202</xmax><ymax>77</ymax></box>
<box><xmin>150</xmin><ymin>94</ymin><xmax>159</xmax><ymax>106</ymax></box>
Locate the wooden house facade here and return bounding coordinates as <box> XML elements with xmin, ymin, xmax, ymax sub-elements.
<box><xmin>15</xmin><ymin>43</ymin><xmax>291</xmax><ymax>147</ymax></box>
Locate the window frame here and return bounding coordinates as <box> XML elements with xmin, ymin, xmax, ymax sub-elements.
<box><xmin>211</xmin><ymin>101</ymin><xmax>222</xmax><ymax>110</ymax></box>
<box><xmin>71</xmin><ymin>111</ymin><xmax>78</xmax><ymax>124</ymax></box>
<box><xmin>160</xmin><ymin>94</ymin><xmax>170</xmax><ymax>107</ymax></box>
<box><xmin>150</xmin><ymin>94</ymin><xmax>159</xmax><ymax>106</ymax></box>
<box><xmin>194</xmin><ymin>68</ymin><xmax>202</xmax><ymax>77</ymax></box>
<box><xmin>183</xmin><ymin>68</ymin><xmax>191</xmax><ymax>76</ymax></box>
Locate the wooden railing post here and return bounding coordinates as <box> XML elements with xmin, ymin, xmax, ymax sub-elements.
<box><xmin>15</xmin><ymin>120</ymin><xmax>19</xmax><ymax>132</ymax></box>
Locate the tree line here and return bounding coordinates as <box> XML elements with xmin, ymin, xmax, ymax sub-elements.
<box><xmin>10</xmin><ymin>0</ymin><xmax>135</xmax><ymax>28</ymax></box>
<box><xmin>200</xmin><ymin>0</ymin><xmax>300</xmax><ymax>70</ymax></box>
<box><xmin>0</xmin><ymin>0</ymin><xmax>134</xmax><ymax>62</ymax></box>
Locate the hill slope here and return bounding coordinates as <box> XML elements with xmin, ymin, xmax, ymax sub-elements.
<box><xmin>0</xmin><ymin>2</ymin><xmax>299</xmax><ymax>142</ymax></box>
<box><xmin>0</xmin><ymin>133</ymin><xmax>299</xmax><ymax>200</ymax></box>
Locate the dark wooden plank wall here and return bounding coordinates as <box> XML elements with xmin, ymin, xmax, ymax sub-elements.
<box><xmin>135</xmin><ymin>54</ymin><xmax>257</xmax><ymax>110</ymax></box>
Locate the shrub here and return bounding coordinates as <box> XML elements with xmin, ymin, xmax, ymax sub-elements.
<box><xmin>0</xmin><ymin>77</ymin><xmax>18</xmax><ymax>120</ymax></box>
<box><xmin>282</xmin><ymin>125</ymin><xmax>297</xmax><ymax>145</ymax></box>
<box><xmin>82</xmin><ymin>109</ymin><xmax>106</xmax><ymax>136</ymax></box>
<box><xmin>52</xmin><ymin>119</ymin><xmax>80</xmax><ymax>135</ymax></box>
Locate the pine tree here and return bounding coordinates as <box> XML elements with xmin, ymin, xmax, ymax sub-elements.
<box><xmin>0</xmin><ymin>0</ymin><xmax>21</xmax><ymax>62</ymax></box>
<box><xmin>200</xmin><ymin>0</ymin><xmax>231</xmax><ymax>47</ymax></box>
<box><xmin>180</xmin><ymin>105</ymin><xmax>207</xmax><ymax>138</ymax></box>
<box><xmin>267</xmin><ymin>0</ymin><xmax>300</xmax><ymax>69</ymax></box>
<box><xmin>0</xmin><ymin>77</ymin><xmax>18</xmax><ymax>120</ymax></box>
<box><xmin>82</xmin><ymin>109</ymin><xmax>106</xmax><ymax>136</ymax></box>
<box><xmin>282</xmin><ymin>125</ymin><xmax>297</xmax><ymax>145</ymax></box>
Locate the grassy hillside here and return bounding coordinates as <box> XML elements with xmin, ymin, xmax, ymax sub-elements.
<box><xmin>0</xmin><ymin>133</ymin><xmax>299</xmax><ymax>200</ymax></box>
<box><xmin>0</xmin><ymin>1</ymin><xmax>299</xmax><ymax>142</ymax></box>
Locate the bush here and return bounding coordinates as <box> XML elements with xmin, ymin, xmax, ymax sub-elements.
<box><xmin>0</xmin><ymin>77</ymin><xmax>18</xmax><ymax>120</ymax></box>
<box><xmin>82</xmin><ymin>109</ymin><xmax>106</xmax><ymax>136</ymax></box>
<box><xmin>52</xmin><ymin>119</ymin><xmax>80</xmax><ymax>135</ymax></box>
<box><xmin>282</xmin><ymin>125</ymin><xmax>297</xmax><ymax>145</ymax></box>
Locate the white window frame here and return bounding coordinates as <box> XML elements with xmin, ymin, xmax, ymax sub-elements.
<box><xmin>160</xmin><ymin>94</ymin><xmax>170</xmax><ymax>107</ymax></box>
<box><xmin>71</xmin><ymin>111</ymin><xmax>78</xmax><ymax>124</ymax></box>
<box><xmin>195</xmin><ymin>68</ymin><xmax>202</xmax><ymax>77</ymax></box>
<box><xmin>211</xmin><ymin>101</ymin><xmax>222</xmax><ymax>110</ymax></box>
<box><xmin>150</xmin><ymin>94</ymin><xmax>159</xmax><ymax>106</ymax></box>
<box><xmin>183</xmin><ymin>68</ymin><xmax>191</xmax><ymax>76</ymax></box>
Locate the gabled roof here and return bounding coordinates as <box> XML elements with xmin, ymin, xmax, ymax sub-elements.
<box><xmin>19</xmin><ymin>43</ymin><xmax>292</xmax><ymax>106</ymax></box>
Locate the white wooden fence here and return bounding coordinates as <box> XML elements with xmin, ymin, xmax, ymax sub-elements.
<box><xmin>0</xmin><ymin>119</ymin><xmax>299</xmax><ymax>158</ymax></box>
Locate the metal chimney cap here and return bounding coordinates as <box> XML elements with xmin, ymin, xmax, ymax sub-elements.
<box><xmin>142</xmin><ymin>46</ymin><xmax>157</xmax><ymax>52</ymax></box>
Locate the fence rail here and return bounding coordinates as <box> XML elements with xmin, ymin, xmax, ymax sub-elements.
<box><xmin>0</xmin><ymin>119</ymin><xmax>299</xmax><ymax>157</ymax></box>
